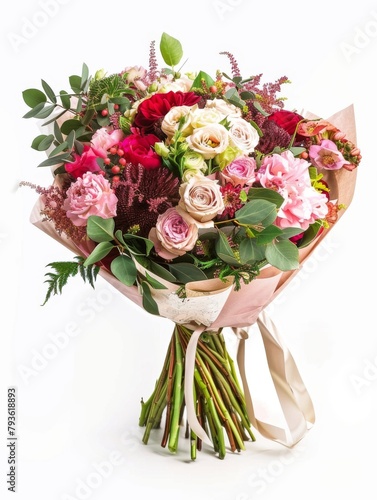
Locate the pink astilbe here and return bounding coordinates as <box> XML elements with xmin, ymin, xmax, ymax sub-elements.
<box><xmin>147</xmin><ymin>40</ymin><xmax>159</xmax><ymax>84</ymax></box>
<box><xmin>220</xmin><ymin>51</ymin><xmax>241</xmax><ymax>78</ymax></box>
<box><xmin>19</xmin><ymin>181</ymin><xmax>87</xmax><ymax>241</ymax></box>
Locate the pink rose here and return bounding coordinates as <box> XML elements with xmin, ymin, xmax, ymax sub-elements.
<box><xmin>149</xmin><ymin>207</ymin><xmax>198</xmax><ymax>260</ymax></box>
<box><xmin>309</xmin><ymin>139</ymin><xmax>348</xmax><ymax>170</ymax></box>
<box><xmin>179</xmin><ymin>174</ymin><xmax>224</xmax><ymax>223</ymax></box>
<box><xmin>119</xmin><ymin>133</ymin><xmax>162</xmax><ymax>169</ymax></box>
<box><xmin>64</xmin><ymin>172</ymin><xmax>118</xmax><ymax>226</ymax></box>
<box><xmin>65</xmin><ymin>145</ymin><xmax>102</xmax><ymax>179</ymax></box>
<box><xmin>220</xmin><ymin>156</ymin><xmax>256</xmax><ymax>187</ymax></box>
<box><xmin>91</xmin><ymin>129</ymin><xmax>125</xmax><ymax>158</ymax></box>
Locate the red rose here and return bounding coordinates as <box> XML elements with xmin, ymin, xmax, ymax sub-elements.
<box><xmin>133</xmin><ymin>91</ymin><xmax>201</xmax><ymax>132</ymax></box>
<box><xmin>268</xmin><ymin>110</ymin><xmax>304</xmax><ymax>135</ymax></box>
<box><xmin>120</xmin><ymin>133</ymin><xmax>162</xmax><ymax>169</ymax></box>
<box><xmin>65</xmin><ymin>145</ymin><xmax>102</xmax><ymax>178</ymax></box>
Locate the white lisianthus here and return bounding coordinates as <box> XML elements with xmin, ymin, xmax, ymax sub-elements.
<box><xmin>205</xmin><ymin>98</ymin><xmax>242</xmax><ymax>119</ymax></box>
<box><xmin>179</xmin><ymin>173</ymin><xmax>225</xmax><ymax>223</ymax></box>
<box><xmin>190</xmin><ymin>106</ymin><xmax>226</xmax><ymax>129</ymax></box>
<box><xmin>157</xmin><ymin>74</ymin><xmax>194</xmax><ymax>93</ymax></box>
<box><xmin>228</xmin><ymin>117</ymin><xmax>260</xmax><ymax>154</ymax></box>
<box><xmin>161</xmin><ymin>105</ymin><xmax>195</xmax><ymax>139</ymax></box>
<box><xmin>186</xmin><ymin>123</ymin><xmax>229</xmax><ymax>159</ymax></box>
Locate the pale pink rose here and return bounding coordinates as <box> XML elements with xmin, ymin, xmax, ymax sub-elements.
<box><xmin>179</xmin><ymin>174</ymin><xmax>224</xmax><ymax>223</ymax></box>
<box><xmin>258</xmin><ymin>150</ymin><xmax>328</xmax><ymax>230</ymax></box>
<box><xmin>161</xmin><ymin>105</ymin><xmax>194</xmax><ymax>139</ymax></box>
<box><xmin>220</xmin><ymin>156</ymin><xmax>257</xmax><ymax>187</ymax></box>
<box><xmin>149</xmin><ymin>207</ymin><xmax>198</xmax><ymax>260</ymax></box>
<box><xmin>186</xmin><ymin>123</ymin><xmax>229</xmax><ymax>159</ymax></box>
<box><xmin>309</xmin><ymin>139</ymin><xmax>347</xmax><ymax>170</ymax></box>
<box><xmin>64</xmin><ymin>172</ymin><xmax>118</xmax><ymax>226</ymax></box>
<box><xmin>91</xmin><ymin>129</ymin><xmax>125</xmax><ymax>158</ymax></box>
<box><xmin>205</xmin><ymin>98</ymin><xmax>242</xmax><ymax>119</ymax></box>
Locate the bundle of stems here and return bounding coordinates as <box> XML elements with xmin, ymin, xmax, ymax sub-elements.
<box><xmin>139</xmin><ymin>324</ymin><xmax>255</xmax><ymax>460</ymax></box>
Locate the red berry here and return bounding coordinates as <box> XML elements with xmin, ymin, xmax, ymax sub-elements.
<box><xmin>119</xmin><ymin>158</ymin><xmax>126</xmax><ymax>166</ymax></box>
<box><xmin>209</xmin><ymin>85</ymin><xmax>217</xmax><ymax>93</ymax></box>
<box><xmin>111</xmin><ymin>165</ymin><xmax>120</xmax><ymax>174</ymax></box>
<box><xmin>110</xmin><ymin>147</ymin><xmax>117</xmax><ymax>155</ymax></box>
<box><xmin>101</xmin><ymin>109</ymin><xmax>108</xmax><ymax>116</ymax></box>
<box><xmin>112</xmin><ymin>175</ymin><xmax>120</xmax><ymax>183</ymax></box>
<box><xmin>114</xmin><ymin>104</ymin><xmax>120</xmax><ymax>110</ymax></box>
<box><xmin>104</xmin><ymin>157</ymin><xmax>111</xmax><ymax>165</ymax></box>
<box><xmin>117</xmin><ymin>148</ymin><xmax>124</xmax><ymax>157</ymax></box>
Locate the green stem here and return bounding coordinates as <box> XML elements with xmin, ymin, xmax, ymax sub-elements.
<box><xmin>168</xmin><ymin>327</ymin><xmax>184</xmax><ymax>453</ymax></box>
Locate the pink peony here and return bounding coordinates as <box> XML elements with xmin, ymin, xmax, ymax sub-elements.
<box><xmin>149</xmin><ymin>207</ymin><xmax>198</xmax><ymax>260</ymax></box>
<box><xmin>309</xmin><ymin>139</ymin><xmax>348</xmax><ymax>170</ymax></box>
<box><xmin>65</xmin><ymin>145</ymin><xmax>102</xmax><ymax>179</ymax></box>
<box><xmin>91</xmin><ymin>129</ymin><xmax>125</xmax><ymax>158</ymax></box>
<box><xmin>64</xmin><ymin>172</ymin><xmax>118</xmax><ymax>226</ymax></box>
<box><xmin>220</xmin><ymin>156</ymin><xmax>256</xmax><ymax>187</ymax></box>
<box><xmin>258</xmin><ymin>150</ymin><xmax>328</xmax><ymax>230</ymax></box>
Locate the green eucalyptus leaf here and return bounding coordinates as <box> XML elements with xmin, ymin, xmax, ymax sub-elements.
<box><xmin>265</xmin><ymin>239</ymin><xmax>299</xmax><ymax>271</ymax></box>
<box><xmin>69</xmin><ymin>74</ymin><xmax>82</xmax><ymax>93</ymax></box>
<box><xmin>141</xmin><ymin>282</ymin><xmax>159</xmax><ymax>315</ymax></box>
<box><xmin>247</xmin><ymin>187</ymin><xmax>284</xmax><ymax>208</ymax></box>
<box><xmin>298</xmin><ymin>221</ymin><xmax>323</xmax><ymax>248</ymax></box>
<box><xmin>215</xmin><ymin>231</ymin><xmax>240</xmax><ymax>266</ymax></box>
<box><xmin>278</xmin><ymin>227</ymin><xmax>304</xmax><ymax>240</ymax></box>
<box><xmin>145</xmin><ymin>272</ymin><xmax>168</xmax><ymax>290</ymax></box>
<box><xmin>239</xmin><ymin>238</ymin><xmax>266</xmax><ymax>263</ymax></box>
<box><xmin>84</xmin><ymin>241</ymin><xmax>114</xmax><ymax>266</ymax></box>
<box><xmin>235</xmin><ymin>199</ymin><xmax>277</xmax><ymax>226</ymax></box>
<box><xmin>41</xmin><ymin>80</ymin><xmax>57</xmax><ymax>103</ymax></box>
<box><xmin>255</xmin><ymin>225</ymin><xmax>283</xmax><ymax>244</ymax></box>
<box><xmin>110</xmin><ymin>255</ymin><xmax>137</xmax><ymax>286</ymax></box>
<box><xmin>168</xmin><ymin>262</ymin><xmax>208</xmax><ymax>283</ymax></box>
<box><xmin>31</xmin><ymin>134</ymin><xmax>54</xmax><ymax>151</ymax></box>
<box><xmin>42</xmin><ymin>109</ymin><xmax>68</xmax><ymax>127</ymax></box>
<box><xmin>81</xmin><ymin>63</ymin><xmax>89</xmax><ymax>88</ymax></box>
<box><xmin>160</xmin><ymin>32</ymin><xmax>183</xmax><ymax>67</ymax></box>
<box><xmin>48</xmin><ymin>142</ymin><xmax>68</xmax><ymax>156</ymax></box>
<box><xmin>23</xmin><ymin>102</ymin><xmax>46</xmax><ymax>119</ymax></box>
<box><xmin>37</xmin><ymin>152</ymin><xmax>71</xmax><ymax>167</ymax></box>
<box><xmin>34</xmin><ymin>104</ymin><xmax>56</xmax><ymax>119</ymax></box>
<box><xmin>59</xmin><ymin>91</ymin><xmax>71</xmax><ymax>109</ymax></box>
<box><xmin>86</xmin><ymin>216</ymin><xmax>115</xmax><ymax>242</ymax></box>
<box><xmin>149</xmin><ymin>261</ymin><xmax>177</xmax><ymax>282</ymax></box>
<box><xmin>22</xmin><ymin>88</ymin><xmax>47</xmax><ymax>108</ymax></box>
<box><xmin>60</xmin><ymin>119</ymin><xmax>82</xmax><ymax>135</ymax></box>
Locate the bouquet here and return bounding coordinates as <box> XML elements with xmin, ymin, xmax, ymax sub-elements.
<box><xmin>21</xmin><ymin>33</ymin><xmax>360</xmax><ymax>460</ymax></box>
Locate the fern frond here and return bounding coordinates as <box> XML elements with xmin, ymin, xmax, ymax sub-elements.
<box><xmin>42</xmin><ymin>256</ymin><xmax>100</xmax><ymax>305</ymax></box>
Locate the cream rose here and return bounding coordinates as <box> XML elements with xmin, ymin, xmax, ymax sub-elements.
<box><xmin>161</xmin><ymin>105</ymin><xmax>195</xmax><ymax>139</ymax></box>
<box><xmin>179</xmin><ymin>174</ymin><xmax>224</xmax><ymax>223</ymax></box>
<box><xmin>190</xmin><ymin>106</ymin><xmax>226</xmax><ymax>129</ymax></box>
<box><xmin>205</xmin><ymin>98</ymin><xmax>242</xmax><ymax>119</ymax></box>
<box><xmin>228</xmin><ymin>117</ymin><xmax>260</xmax><ymax>154</ymax></box>
<box><xmin>186</xmin><ymin>124</ymin><xmax>229</xmax><ymax>159</ymax></box>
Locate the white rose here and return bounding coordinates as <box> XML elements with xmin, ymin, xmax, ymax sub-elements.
<box><xmin>161</xmin><ymin>105</ymin><xmax>195</xmax><ymax>139</ymax></box>
<box><xmin>190</xmin><ymin>106</ymin><xmax>226</xmax><ymax>129</ymax></box>
<box><xmin>228</xmin><ymin>117</ymin><xmax>260</xmax><ymax>154</ymax></box>
<box><xmin>205</xmin><ymin>98</ymin><xmax>242</xmax><ymax>119</ymax></box>
<box><xmin>186</xmin><ymin>123</ymin><xmax>229</xmax><ymax>159</ymax></box>
<box><xmin>179</xmin><ymin>173</ymin><xmax>224</xmax><ymax>223</ymax></box>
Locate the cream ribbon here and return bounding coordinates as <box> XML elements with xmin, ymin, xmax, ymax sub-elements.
<box><xmin>184</xmin><ymin>309</ymin><xmax>315</xmax><ymax>448</ymax></box>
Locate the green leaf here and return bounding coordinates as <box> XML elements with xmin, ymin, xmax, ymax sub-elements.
<box><xmin>59</xmin><ymin>90</ymin><xmax>71</xmax><ymax>109</ymax></box>
<box><xmin>54</xmin><ymin>120</ymin><xmax>64</xmax><ymax>143</ymax></box>
<box><xmin>224</xmin><ymin>87</ymin><xmax>245</xmax><ymax>109</ymax></box>
<box><xmin>84</xmin><ymin>241</ymin><xmax>114</xmax><ymax>266</ymax></box>
<box><xmin>239</xmin><ymin>238</ymin><xmax>266</xmax><ymax>264</ymax></box>
<box><xmin>110</xmin><ymin>255</ymin><xmax>137</xmax><ymax>286</ymax></box>
<box><xmin>160</xmin><ymin>32</ymin><xmax>183</xmax><ymax>67</ymax></box>
<box><xmin>265</xmin><ymin>240</ymin><xmax>299</xmax><ymax>271</ymax></box>
<box><xmin>81</xmin><ymin>63</ymin><xmax>89</xmax><ymax>88</ymax></box>
<box><xmin>141</xmin><ymin>282</ymin><xmax>159</xmax><ymax>315</ymax></box>
<box><xmin>168</xmin><ymin>262</ymin><xmax>208</xmax><ymax>283</ymax></box>
<box><xmin>191</xmin><ymin>71</ymin><xmax>215</xmax><ymax>90</ymax></box>
<box><xmin>86</xmin><ymin>216</ymin><xmax>115</xmax><ymax>242</ymax></box>
<box><xmin>37</xmin><ymin>152</ymin><xmax>71</xmax><ymax>167</ymax></box>
<box><xmin>290</xmin><ymin>146</ymin><xmax>306</xmax><ymax>157</ymax></box>
<box><xmin>122</xmin><ymin>233</ymin><xmax>154</xmax><ymax>256</ymax></box>
<box><xmin>23</xmin><ymin>102</ymin><xmax>46</xmax><ymax>119</ymax></box>
<box><xmin>145</xmin><ymin>272</ymin><xmax>168</xmax><ymax>290</ymax></box>
<box><xmin>278</xmin><ymin>227</ymin><xmax>304</xmax><ymax>240</ymax></box>
<box><xmin>22</xmin><ymin>88</ymin><xmax>47</xmax><ymax>108</ymax></box>
<box><xmin>34</xmin><ymin>104</ymin><xmax>56</xmax><ymax>119</ymax></box>
<box><xmin>247</xmin><ymin>187</ymin><xmax>284</xmax><ymax>208</ymax></box>
<box><xmin>298</xmin><ymin>221</ymin><xmax>323</xmax><ymax>248</ymax></box>
<box><xmin>48</xmin><ymin>141</ymin><xmax>69</xmax><ymax>157</ymax></box>
<box><xmin>69</xmin><ymin>74</ymin><xmax>82</xmax><ymax>93</ymax></box>
<box><xmin>41</xmin><ymin>80</ymin><xmax>57</xmax><ymax>103</ymax></box>
<box><xmin>255</xmin><ymin>225</ymin><xmax>283</xmax><ymax>244</ymax></box>
<box><xmin>235</xmin><ymin>199</ymin><xmax>277</xmax><ymax>226</ymax></box>
<box><xmin>149</xmin><ymin>261</ymin><xmax>177</xmax><ymax>282</ymax></box>
<box><xmin>60</xmin><ymin>119</ymin><xmax>83</xmax><ymax>135</ymax></box>
<box><xmin>42</xmin><ymin>109</ymin><xmax>68</xmax><ymax>127</ymax></box>
<box><xmin>31</xmin><ymin>134</ymin><xmax>55</xmax><ymax>151</ymax></box>
<box><xmin>215</xmin><ymin>231</ymin><xmax>240</xmax><ymax>266</ymax></box>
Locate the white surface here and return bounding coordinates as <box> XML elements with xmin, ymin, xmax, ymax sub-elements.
<box><xmin>1</xmin><ymin>1</ymin><xmax>377</xmax><ymax>498</ymax></box>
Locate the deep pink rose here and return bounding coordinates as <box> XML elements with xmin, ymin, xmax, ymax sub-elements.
<box><xmin>133</xmin><ymin>91</ymin><xmax>201</xmax><ymax>131</ymax></box>
<box><xmin>64</xmin><ymin>172</ymin><xmax>118</xmax><ymax>226</ymax></box>
<box><xmin>119</xmin><ymin>133</ymin><xmax>162</xmax><ymax>169</ymax></box>
<box><xmin>65</xmin><ymin>145</ymin><xmax>102</xmax><ymax>179</ymax></box>
<box><xmin>268</xmin><ymin>110</ymin><xmax>304</xmax><ymax>135</ymax></box>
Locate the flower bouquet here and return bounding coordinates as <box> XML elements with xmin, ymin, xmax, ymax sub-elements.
<box><xmin>21</xmin><ymin>33</ymin><xmax>360</xmax><ymax>460</ymax></box>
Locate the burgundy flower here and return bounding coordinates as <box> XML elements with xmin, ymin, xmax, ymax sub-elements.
<box><xmin>133</xmin><ymin>91</ymin><xmax>201</xmax><ymax>133</ymax></box>
<box><xmin>218</xmin><ymin>183</ymin><xmax>243</xmax><ymax>219</ymax></box>
<box><xmin>268</xmin><ymin>110</ymin><xmax>304</xmax><ymax>135</ymax></box>
<box><xmin>119</xmin><ymin>133</ymin><xmax>162</xmax><ymax>169</ymax></box>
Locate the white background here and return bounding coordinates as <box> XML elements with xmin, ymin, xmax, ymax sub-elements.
<box><xmin>1</xmin><ymin>1</ymin><xmax>377</xmax><ymax>499</ymax></box>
